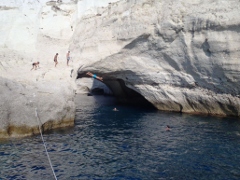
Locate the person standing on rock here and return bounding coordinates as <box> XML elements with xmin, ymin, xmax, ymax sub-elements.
<box><xmin>54</xmin><ymin>53</ymin><xmax>58</xmax><ymax>67</ymax></box>
<box><xmin>66</xmin><ymin>51</ymin><xmax>70</xmax><ymax>66</ymax></box>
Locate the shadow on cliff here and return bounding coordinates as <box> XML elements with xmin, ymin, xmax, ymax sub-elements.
<box><xmin>77</xmin><ymin>72</ymin><xmax>155</xmax><ymax>108</ymax></box>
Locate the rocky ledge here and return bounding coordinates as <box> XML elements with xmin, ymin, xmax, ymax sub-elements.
<box><xmin>0</xmin><ymin>77</ymin><xmax>75</xmax><ymax>138</ymax></box>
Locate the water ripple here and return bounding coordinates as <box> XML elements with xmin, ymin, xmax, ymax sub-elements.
<box><xmin>1</xmin><ymin>95</ymin><xmax>240</xmax><ymax>179</ymax></box>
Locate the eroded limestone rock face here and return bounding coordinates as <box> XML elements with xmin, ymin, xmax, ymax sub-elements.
<box><xmin>0</xmin><ymin>0</ymin><xmax>78</xmax><ymax>138</ymax></box>
<box><xmin>1</xmin><ymin>0</ymin><xmax>240</xmax><ymax>139</ymax></box>
<box><xmin>72</xmin><ymin>0</ymin><xmax>240</xmax><ymax>117</ymax></box>
<box><xmin>0</xmin><ymin>77</ymin><xmax>75</xmax><ymax>138</ymax></box>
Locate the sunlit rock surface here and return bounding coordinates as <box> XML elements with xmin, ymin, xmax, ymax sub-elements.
<box><xmin>0</xmin><ymin>77</ymin><xmax>75</xmax><ymax>138</ymax></box>
<box><xmin>72</xmin><ymin>0</ymin><xmax>240</xmax><ymax>116</ymax></box>
<box><xmin>0</xmin><ymin>0</ymin><xmax>78</xmax><ymax>138</ymax></box>
<box><xmin>1</xmin><ymin>0</ymin><xmax>240</xmax><ymax>138</ymax></box>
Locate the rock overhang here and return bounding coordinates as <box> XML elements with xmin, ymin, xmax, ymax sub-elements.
<box><xmin>76</xmin><ymin>71</ymin><xmax>155</xmax><ymax>107</ymax></box>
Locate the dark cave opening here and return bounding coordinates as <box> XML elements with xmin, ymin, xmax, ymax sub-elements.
<box><xmin>77</xmin><ymin>74</ymin><xmax>155</xmax><ymax>108</ymax></box>
<box><xmin>103</xmin><ymin>79</ymin><xmax>154</xmax><ymax>107</ymax></box>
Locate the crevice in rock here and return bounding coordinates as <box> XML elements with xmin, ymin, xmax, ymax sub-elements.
<box><xmin>91</xmin><ymin>88</ymin><xmax>105</xmax><ymax>95</ymax></box>
<box><xmin>201</xmin><ymin>38</ymin><xmax>211</xmax><ymax>57</ymax></box>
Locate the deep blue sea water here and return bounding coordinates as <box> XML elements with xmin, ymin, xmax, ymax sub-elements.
<box><xmin>1</xmin><ymin>95</ymin><xmax>240</xmax><ymax>180</ymax></box>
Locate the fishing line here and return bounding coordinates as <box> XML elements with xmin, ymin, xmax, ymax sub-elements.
<box><xmin>35</xmin><ymin>108</ymin><xmax>58</xmax><ymax>180</ymax></box>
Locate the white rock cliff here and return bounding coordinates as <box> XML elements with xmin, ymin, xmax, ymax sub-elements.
<box><xmin>0</xmin><ymin>0</ymin><xmax>78</xmax><ymax>138</ymax></box>
<box><xmin>0</xmin><ymin>0</ymin><xmax>240</xmax><ymax>138</ymax></box>
<box><xmin>72</xmin><ymin>0</ymin><xmax>240</xmax><ymax>116</ymax></box>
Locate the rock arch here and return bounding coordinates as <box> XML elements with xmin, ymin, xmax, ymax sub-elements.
<box><xmin>77</xmin><ymin>72</ymin><xmax>154</xmax><ymax>107</ymax></box>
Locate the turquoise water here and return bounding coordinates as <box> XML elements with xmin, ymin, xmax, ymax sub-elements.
<box><xmin>1</xmin><ymin>95</ymin><xmax>240</xmax><ymax>180</ymax></box>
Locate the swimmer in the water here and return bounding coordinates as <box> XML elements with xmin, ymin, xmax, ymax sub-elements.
<box><xmin>113</xmin><ymin>107</ymin><xmax>118</xmax><ymax>111</ymax></box>
<box><xmin>166</xmin><ymin>125</ymin><xmax>170</xmax><ymax>131</ymax></box>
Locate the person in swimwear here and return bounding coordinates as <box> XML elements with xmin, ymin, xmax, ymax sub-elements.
<box><xmin>113</xmin><ymin>107</ymin><xmax>118</xmax><ymax>111</ymax></box>
<box><xmin>86</xmin><ymin>72</ymin><xmax>103</xmax><ymax>81</ymax></box>
<box><xmin>66</xmin><ymin>51</ymin><xmax>70</xmax><ymax>66</ymax></box>
<box><xmin>54</xmin><ymin>53</ymin><xmax>58</xmax><ymax>67</ymax></box>
<box><xmin>31</xmin><ymin>61</ymin><xmax>40</xmax><ymax>70</ymax></box>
